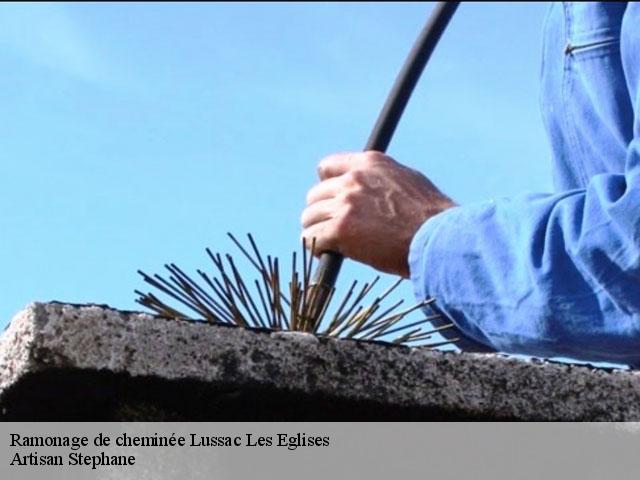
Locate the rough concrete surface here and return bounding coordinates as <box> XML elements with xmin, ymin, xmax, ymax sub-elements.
<box><xmin>1</xmin><ymin>302</ymin><xmax>639</xmax><ymax>420</ymax></box>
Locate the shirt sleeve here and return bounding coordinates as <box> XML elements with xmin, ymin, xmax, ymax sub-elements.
<box><xmin>409</xmin><ymin>5</ymin><xmax>640</xmax><ymax>365</ymax></box>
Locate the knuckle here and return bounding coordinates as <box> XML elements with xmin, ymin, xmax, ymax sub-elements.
<box><xmin>305</xmin><ymin>186</ymin><xmax>317</xmax><ymax>205</ymax></box>
<box><xmin>317</xmin><ymin>155</ymin><xmax>334</xmax><ymax>177</ymax></box>
<box><xmin>342</xmin><ymin>200</ymin><xmax>356</xmax><ymax>217</ymax></box>
<box><xmin>316</xmin><ymin>161</ymin><xmax>327</xmax><ymax>178</ymax></box>
<box><xmin>362</xmin><ymin>151</ymin><xmax>382</xmax><ymax>165</ymax></box>
<box><xmin>300</xmin><ymin>208</ymin><xmax>309</xmax><ymax>227</ymax></box>
<box><xmin>317</xmin><ymin>152</ymin><xmax>349</xmax><ymax>178</ymax></box>
<box><xmin>344</xmin><ymin>169</ymin><xmax>364</xmax><ymax>185</ymax></box>
<box><xmin>343</xmin><ymin>170</ymin><xmax>356</xmax><ymax>185</ymax></box>
<box><xmin>341</xmin><ymin>188</ymin><xmax>360</xmax><ymax>205</ymax></box>
<box><xmin>363</xmin><ymin>151</ymin><xmax>394</xmax><ymax>168</ymax></box>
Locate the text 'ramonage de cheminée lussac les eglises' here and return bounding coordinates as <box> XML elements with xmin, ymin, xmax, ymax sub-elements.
<box><xmin>10</xmin><ymin>432</ymin><xmax>331</xmax><ymax>451</ymax></box>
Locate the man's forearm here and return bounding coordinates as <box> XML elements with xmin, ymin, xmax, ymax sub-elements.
<box><xmin>409</xmin><ymin>181</ymin><xmax>640</xmax><ymax>365</ymax></box>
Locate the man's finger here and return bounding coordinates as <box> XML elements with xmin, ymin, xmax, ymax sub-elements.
<box><xmin>306</xmin><ymin>176</ymin><xmax>344</xmax><ymax>205</ymax></box>
<box><xmin>301</xmin><ymin>199</ymin><xmax>336</xmax><ymax>228</ymax></box>
<box><xmin>301</xmin><ymin>221</ymin><xmax>340</xmax><ymax>256</ymax></box>
<box><xmin>317</xmin><ymin>153</ymin><xmax>355</xmax><ymax>180</ymax></box>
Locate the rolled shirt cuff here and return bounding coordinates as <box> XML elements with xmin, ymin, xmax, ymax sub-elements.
<box><xmin>408</xmin><ymin>205</ymin><xmax>496</xmax><ymax>351</ymax></box>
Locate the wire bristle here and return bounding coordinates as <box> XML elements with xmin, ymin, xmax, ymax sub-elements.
<box><xmin>135</xmin><ymin>233</ymin><xmax>457</xmax><ymax>348</ymax></box>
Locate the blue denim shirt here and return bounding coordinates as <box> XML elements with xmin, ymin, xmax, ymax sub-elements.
<box><xmin>409</xmin><ymin>2</ymin><xmax>640</xmax><ymax>365</ymax></box>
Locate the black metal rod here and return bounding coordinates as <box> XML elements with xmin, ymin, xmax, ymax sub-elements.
<box><xmin>306</xmin><ymin>2</ymin><xmax>460</xmax><ymax>324</ymax></box>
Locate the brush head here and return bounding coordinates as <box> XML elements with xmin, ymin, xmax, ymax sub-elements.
<box><xmin>135</xmin><ymin>233</ymin><xmax>458</xmax><ymax>347</ymax></box>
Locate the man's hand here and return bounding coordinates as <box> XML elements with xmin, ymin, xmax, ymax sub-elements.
<box><xmin>302</xmin><ymin>151</ymin><xmax>456</xmax><ymax>278</ymax></box>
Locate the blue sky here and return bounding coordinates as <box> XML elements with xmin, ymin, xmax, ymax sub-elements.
<box><xmin>0</xmin><ymin>2</ymin><xmax>551</xmax><ymax>334</ymax></box>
